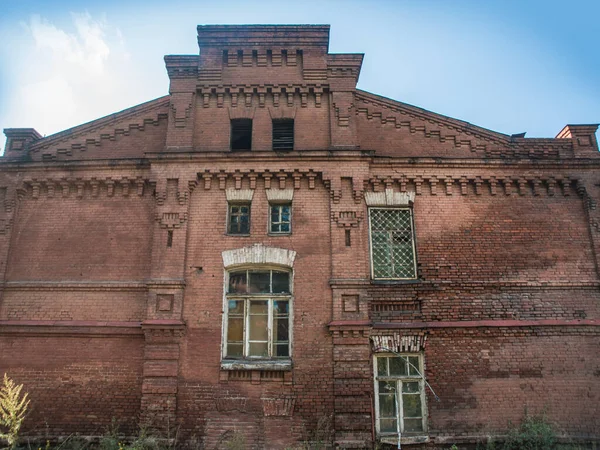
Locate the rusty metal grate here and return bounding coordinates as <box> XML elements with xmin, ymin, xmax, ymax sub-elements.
<box><xmin>370</xmin><ymin>208</ymin><xmax>416</xmax><ymax>279</ymax></box>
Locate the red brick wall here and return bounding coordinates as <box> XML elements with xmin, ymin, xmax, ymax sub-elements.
<box><xmin>0</xmin><ymin>334</ymin><xmax>144</xmax><ymax>436</ymax></box>
<box><xmin>8</xmin><ymin>196</ymin><xmax>154</xmax><ymax>281</ymax></box>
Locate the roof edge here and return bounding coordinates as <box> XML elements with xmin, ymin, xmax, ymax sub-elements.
<box><xmin>355</xmin><ymin>89</ymin><xmax>512</xmax><ymax>143</ymax></box>
<box><xmin>30</xmin><ymin>95</ymin><xmax>170</xmax><ymax>149</ymax></box>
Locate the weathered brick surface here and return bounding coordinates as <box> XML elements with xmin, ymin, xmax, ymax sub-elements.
<box><xmin>0</xmin><ymin>334</ymin><xmax>143</xmax><ymax>436</ymax></box>
<box><xmin>0</xmin><ymin>24</ymin><xmax>598</xmax><ymax>449</ymax></box>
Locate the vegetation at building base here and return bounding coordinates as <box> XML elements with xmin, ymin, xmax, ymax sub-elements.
<box><xmin>2</xmin><ymin>375</ymin><xmax>597</xmax><ymax>450</ymax></box>
<box><xmin>0</xmin><ymin>374</ymin><xmax>30</xmax><ymax>450</ymax></box>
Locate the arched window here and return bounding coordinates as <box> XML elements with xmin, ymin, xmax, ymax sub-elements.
<box><xmin>224</xmin><ymin>268</ymin><xmax>292</xmax><ymax>359</ymax></box>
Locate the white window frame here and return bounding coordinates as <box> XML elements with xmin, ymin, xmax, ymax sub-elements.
<box><xmin>268</xmin><ymin>203</ymin><xmax>292</xmax><ymax>235</ymax></box>
<box><xmin>222</xmin><ymin>267</ymin><xmax>293</xmax><ymax>360</ymax></box>
<box><xmin>373</xmin><ymin>353</ymin><xmax>428</xmax><ymax>438</ymax></box>
<box><xmin>368</xmin><ymin>207</ymin><xmax>417</xmax><ymax>280</ymax></box>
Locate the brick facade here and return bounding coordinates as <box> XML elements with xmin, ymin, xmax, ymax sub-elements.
<box><xmin>0</xmin><ymin>25</ymin><xmax>598</xmax><ymax>448</ymax></box>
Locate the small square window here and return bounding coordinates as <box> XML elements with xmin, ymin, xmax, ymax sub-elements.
<box><xmin>228</xmin><ymin>203</ymin><xmax>250</xmax><ymax>234</ymax></box>
<box><xmin>269</xmin><ymin>204</ymin><xmax>291</xmax><ymax>234</ymax></box>
<box><xmin>231</xmin><ymin>119</ymin><xmax>252</xmax><ymax>151</ymax></box>
<box><xmin>272</xmin><ymin>119</ymin><xmax>294</xmax><ymax>151</ymax></box>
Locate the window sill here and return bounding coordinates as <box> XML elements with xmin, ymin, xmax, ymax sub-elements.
<box><xmin>371</xmin><ymin>278</ymin><xmax>421</xmax><ymax>285</ymax></box>
<box><xmin>226</xmin><ymin>233</ymin><xmax>251</xmax><ymax>237</ymax></box>
<box><xmin>379</xmin><ymin>435</ymin><xmax>429</xmax><ymax>445</ymax></box>
<box><xmin>220</xmin><ymin>359</ymin><xmax>292</xmax><ymax>371</ymax></box>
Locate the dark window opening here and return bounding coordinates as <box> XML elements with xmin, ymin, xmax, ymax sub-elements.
<box><xmin>167</xmin><ymin>230</ymin><xmax>173</xmax><ymax>247</ymax></box>
<box><xmin>345</xmin><ymin>229</ymin><xmax>351</xmax><ymax>247</ymax></box>
<box><xmin>231</xmin><ymin>119</ymin><xmax>252</xmax><ymax>151</ymax></box>
<box><xmin>272</xmin><ymin>119</ymin><xmax>294</xmax><ymax>151</ymax></box>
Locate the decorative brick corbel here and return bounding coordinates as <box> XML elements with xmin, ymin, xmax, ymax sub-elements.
<box><xmin>331</xmin><ymin>210</ymin><xmax>364</xmax><ymax>228</ymax></box>
<box><xmin>459</xmin><ymin>177</ymin><xmax>469</xmax><ymax>195</ymax></box>
<box><xmin>170</xmin><ymin>92</ymin><xmax>194</xmax><ymax>127</ymax></box>
<box><xmin>444</xmin><ymin>177</ymin><xmax>454</xmax><ymax>195</ymax></box>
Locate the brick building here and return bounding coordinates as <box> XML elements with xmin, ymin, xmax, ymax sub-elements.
<box><xmin>1</xmin><ymin>25</ymin><xmax>599</xmax><ymax>448</ymax></box>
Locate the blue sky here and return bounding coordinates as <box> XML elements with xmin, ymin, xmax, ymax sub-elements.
<box><xmin>1</xmin><ymin>0</ymin><xmax>599</xmax><ymax>151</ymax></box>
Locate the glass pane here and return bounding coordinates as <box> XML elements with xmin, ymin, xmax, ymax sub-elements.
<box><xmin>281</xmin><ymin>205</ymin><xmax>290</xmax><ymax>215</ymax></box>
<box><xmin>227</xmin><ymin>317</ymin><xmax>244</xmax><ymax>341</ymax></box>
<box><xmin>403</xmin><ymin>418</ymin><xmax>423</xmax><ymax>433</ymax></box>
<box><xmin>379</xmin><ymin>381</ymin><xmax>395</xmax><ymax>394</ymax></box>
<box><xmin>275</xmin><ymin>343</ymin><xmax>289</xmax><ymax>357</ymax></box>
<box><xmin>227</xmin><ymin>343</ymin><xmax>243</xmax><ymax>357</ymax></box>
<box><xmin>249</xmin><ymin>300</ymin><xmax>268</xmax><ymax>314</ymax></box>
<box><xmin>274</xmin><ymin>317</ymin><xmax>289</xmax><ymax>341</ymax></box>
<box><xmin>249</xmin><ymin>272</ymin><xmax>270</xmax><ymax>293</ymax></box>
<box><xmin>402</xmin><ymin>381</ymin><xmax>420</xmax><ymax>394</ymax></box>
<box><xmin>249</xmin><ymin>342</ymin><xmax>268</xmax><ymax>357</ymax></box>
<box><xmin>378</xmin><ymin>394</ymin><xmax>396</xmax><ymax>417</ymax></box>
<box><xmin>408</xmin><ymin>356</ymin><xmax>419</xmax><ymax>375</ymax></box>
<box><xmin>239</xmin><ymin>222</ymin><xmax>249</xmax><ymax>234</ymax></box>
<box><xmin>280</xmin><ymin>223</ymin><xmax>290</xmax><ymax>232</ymax></box>
<box><xmin>377</xmin><ymin>357</ymin><xmax>388</xmax><ymax>376</ymax></box>
<box><xmin>228</xmin><ymin>299</ymin><xmax>244</xmax><ymax>314</ymax></box>
<box><xmin>379</xmin><ymin>418</ymin><xmax>397</xmax><ymax>433</ymax></box>
<box><xmin>270</xmin><ymin>222</ymin><xmax>280</xmax><ymax>233</ymax></box>
<box><xmin>228</xmin><ymin>274</ymin><xmax>247</xmax><ymax>294</ymax></box>
<box><xmin>389</xmin><ymin>357</ymin><xmax>407</xmax><ymax>376</ymax></box>
<box><xmin>249</xmin><ymin>315</ymin><xmax>268</xmax><ymax>340</ymax></box>
<box><xmin>240</xmin><ymin>206</ymin><xmax>249</xmax><ymax>214</ymax></box>
<box><xmin>272</xmin><ymin>272</ymin><xmax>290</xmax><ymax>293</ymax></box>
<box><xmin>231</xmin><ymin>206</ymin><xmax>239</xmax><ymax>214</ymax></box>
<box><xmin>402</xmin><ymin>393</ymin><xmax>422</xmax><ymax>417</ymax></box>
<box><xmin>273</xmin><ymin>300</ymin><xmax>289</xmax><ymax>315</ymax></box>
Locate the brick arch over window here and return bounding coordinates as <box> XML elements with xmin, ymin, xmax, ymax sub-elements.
<box><xmin>222</xmin><ymin>243</ymin><xmax>297</xmax><ymax>269</ymax></box>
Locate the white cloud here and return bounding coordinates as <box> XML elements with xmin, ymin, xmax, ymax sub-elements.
<box><xmin>27</xmin><ymin>13</ymin><xmax>111</xmax><ymax>75</ymax></box>
<box><xmin>1</xmin><ymin>11</ymin><xmax>163</xmax><ymax>143</ymax></box>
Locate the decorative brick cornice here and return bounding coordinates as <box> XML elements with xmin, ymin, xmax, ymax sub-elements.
<box><xmin>20</xmin><ymin>176</ymin><xmax>151</xmax><ymax>200</ymax></box>
<box><xmin>199</xmin><ymin>168</ymin><xmax>319</xmax><ymax>191</ymax></box>
<box><xmin>29</xmin><ymin>97</ymin><xmax>170</xmax><ymax>157</ymax></box>
<box><xmin>366</xmin><ymin>175</ymin><xmax>578</xmax><ymax>197</ymax></box>
<box><xmin>197</xmin><ymin>84</ymin><xmax>327</xmax><ymax>109</ymax></box>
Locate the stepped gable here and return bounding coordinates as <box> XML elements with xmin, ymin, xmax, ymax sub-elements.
<box><xmin>27</xmin><ymin>96</ymin><xmax>170</xmax><ymax>161</ymax></box>
<box><xmin>355</xmin><ymin>90</ymin><xmax>578</xmax><ymax>159</ymax></box>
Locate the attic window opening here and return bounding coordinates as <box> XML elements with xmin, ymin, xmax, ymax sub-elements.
<box><xmin>272</xmin><ymin>119</ymin><xmax>294</xmax><ymax>151</ymax></box>
<box><xmin>231</xmin><ymin>119</ymin><xmax>252</xmax><ymax>151</ymax></box>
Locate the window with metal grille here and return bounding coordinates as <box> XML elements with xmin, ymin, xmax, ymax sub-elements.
<box><xmin>269</xmin><ymin>204</ymin><xmax>291</xmax><ymax>234</ymax></box>
<box><xmin>369</xmin><ymin>208</ymin><xmax>417</xmax><ymax>279</ymax></box>
<box><xmin>228</xmin><ymin>203</ymin><xmax>250</xmax><ymax>234</ymax></box>
<box><xmin>225</xmin><ymin>269</ymin><xmax>291</xmax><ymax>359</ymax></box>
<box><xmin>374</xmin><ymin>354</ymin><xmax>427</xmax><ymax>437</ymax></box>
<box><xmin>272</xmin><ymin>119</ymin><xmax>294</xmax><ymax>151</ymax></box>
<box><xmin>231</xmin><ymin>119</ymin><xmax>252</xmax><ymax>151</ymax></box>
